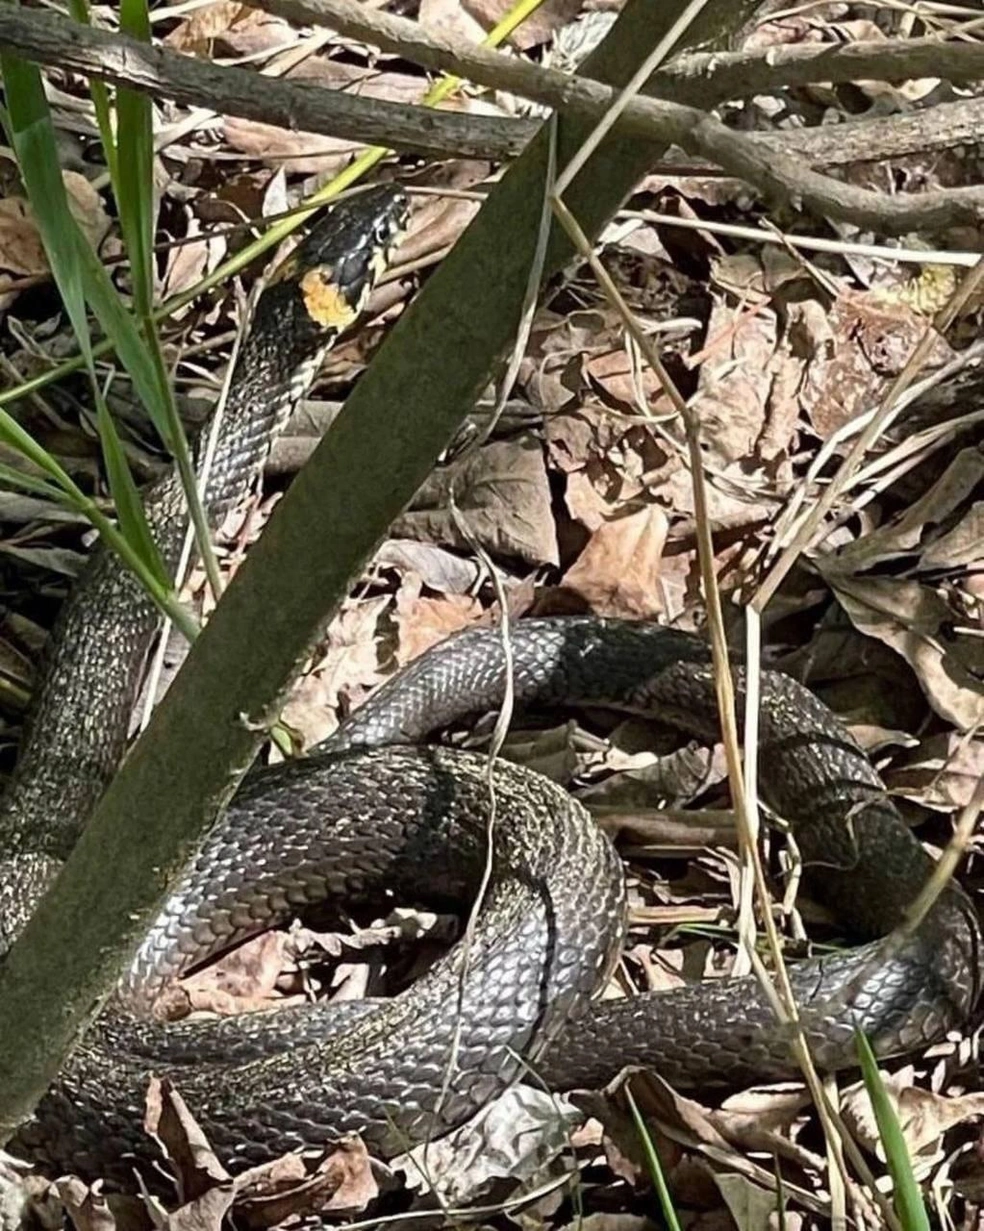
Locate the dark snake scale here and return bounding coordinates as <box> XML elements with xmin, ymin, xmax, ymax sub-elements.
<box><xmin>0</xmin><ymin>186</ymin><xmax>979</xmax><ymax>1185</ymax></box>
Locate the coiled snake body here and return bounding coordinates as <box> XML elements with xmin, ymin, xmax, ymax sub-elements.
<box><xmin>0</xmin><ymin>186</ymin><xmax>980</xmax><ymax>1184</ymax></box>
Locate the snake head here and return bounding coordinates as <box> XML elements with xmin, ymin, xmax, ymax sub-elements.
<box><xmin>246</xmin><ymin>184</ymin><xmax>410</xmax><ymax>382</ymax></box>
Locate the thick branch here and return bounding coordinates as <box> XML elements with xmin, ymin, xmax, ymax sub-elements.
<box><xmin>0</xmin><ymin>0</ymin><xmax>763</xmax><ymax>1141</ymax></box>
<box><xmin>661</xmin><ymin>36</ymin><xmax>984</xmax><ymax>105</ymax></box>
<box><xmin>4</xmin><ymin>5</ymin><xmax>983</xmax><ymax>233</ymax></box>
<box><xmin>254</xmin><ymin>0</ymin><xmax>984</xmax><ymax>234</ymax></box>
<box><xmin>0</xmin><ymin>5</ymin><xmax>530</xmax><ymax>162</ymax></box>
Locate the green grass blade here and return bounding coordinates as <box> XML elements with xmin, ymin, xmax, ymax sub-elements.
<box><xmin>855</xmin><ymin>1031</ymin><xmax>930</xmax><ymax>1231</ymax></box>
<box><xmin>625</xmin><ymin>1084</ymin><xmax>683</xmax><ymax>1231</ymax></box>
<box><xmin>1</xmin><ymin>52</ymin><xmax>173</xmax><ymax>590</ymax></box>
<box><xmin>65</xmin><ymin>0</ymin><xmax>119</xmax><ymax>190</ymax></box>
<box><xmin>93</xmin><ymin>385</ymin><xmax>165</xmax><ymax>575</ymax></box>
<box><xmin>0</xmin><ymin>462</ymin><xmax>70</xmax><ymax>503</ymax></box>
<box><xmin>1</xmin><ymin>54</ymin><xmax>90</xmax><ymax>362</ymax></box>
<box><xmin>115</xmin><ymin>0</ymin><xmax>155</xmax><ymax>321</ymax></box>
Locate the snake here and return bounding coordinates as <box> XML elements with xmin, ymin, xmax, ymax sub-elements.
<box><xmin>0</xmin><ymin>183</ymin><xmax>980</xmax><ymax>1187</ymax></box>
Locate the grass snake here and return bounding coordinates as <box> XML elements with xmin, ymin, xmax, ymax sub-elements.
<box><xmin>0</xmin><ymin>185</ymin><xmax>979</xmax><ymax>1185</ymax></box>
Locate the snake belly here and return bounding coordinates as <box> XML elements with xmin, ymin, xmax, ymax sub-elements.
<box><xmin>0</xmin><ymin>187</ymin><xmax>980</xmax><ymax>1183</ymax></box>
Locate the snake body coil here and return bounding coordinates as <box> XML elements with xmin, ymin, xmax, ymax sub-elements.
<box><xmin>0</xmin><ymin>188</ymin><xmax>979</xmax><ymax>1184</ymax></box>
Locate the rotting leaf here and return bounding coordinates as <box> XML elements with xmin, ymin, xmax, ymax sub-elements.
<box><xmin>393</xmin><ymin>435</ymin><xmax>557</xmax><ymax>567</ymax></box>
<box><xmin>831</xmin><ymin>446</ymin><xmax>984</xmax><ymax>574</ymax></box>
<box><xmin>824</xmin><ymin>573</ymin><xmax>984</xmax><ymax>729</ymax></box>
<box><xmin>145</xmin><ymin>1081</ymin><xmax>231</xmax><ymax>1206</ymax></box>
<box><xmin>842</xmin><ymin>1071</ymin><xmax>984</xmax><ymax>1162</ymax></box>
<box><xmin>711</xmin><ymin>1172</ymin><xmax>785</xmax><ymax>1231</ymax></box>
<box><xmin>234</xmin><ymin>1137</ymin><xmax>379</xmax><ymax>1226</ymax></box>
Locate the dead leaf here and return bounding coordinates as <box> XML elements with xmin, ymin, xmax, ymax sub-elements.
<box><xmin>0</xmin><ymin>175</ymin><xmax>110</xmax><ymax>288</ymax></box>
<box><xmin>224</xmin><ymin>61</ymin><xmax>424</xmax><ymax>175</ymax></box>
<box><xmin>418</xmin><ymin>0</ymin><xmax>486</xmax><ymax>47</ymax></box>
<box><xmin>832</xmin><ymin>446</ymin><xmax>984</xmax><ymax>573</ymax></box>
<box><xmin>561</xmin><ymin>505</ymin><xmax>668</xmax><ymax>619</ymax></box>
<box><xmin>691</xmin><ymin>300</ymin><xmax>776</xmax><ymax>466</ymax></box>
<box><xmin>172</xmin><ymin>932</ymin><xmax>294</xmax><ymax>1016</ymax></box>
<box><xmin>557</xmin><ymin>1216</ymin><xmax>659</xmax><ymax>1231</ymax></box>
<box><xmin>394</xmin><ymin>435</ymin><xmax>558</xmax><ymax>567</ymax></box>
<box><xmin>843</xmin><ymin>1071</ymin><xmax>984</xmax><ymax>1160</ymax></box>
<box><xmin>885</xmin><ymin>731</ymin><xmax>984</xmax><ymax>812</ymax></box>
<box><xmin>165</xmin><ymin>2</ymin><xmax>291</xmax><ymax>57</ymax></box>
<box><xmin>711</xmin><ymin>1172</ymin><xmax>785</xmax><ymax>1231</ymax></box>
<box><xmin>394</xmin><ymin>576</ymin><xmax>483</xmax><ymax>665</ymax></box>
<box><xmin>279</xmin><ymin>595</ymin><xmax>390</xmax><ymax>748</ymax></box>
<box><xmin>800</xmin><ymin>292</ymin><xmax>953</xmax><ymax>440</ymax></box>
<box><xmin>55</xmin><ymin>1178</ymin><xmax>118</xmax><ymax>1231</ymax></box>
<box><xmin>376</xmin><ymin>539</ymin><xmax>481</xmax><ymax>594</ymax></box>
<box><xmin>234</xmin><ymin>1137</ymin><xmax>378</xmax><ymax>1224</ymax></box>
<box><xmin>145</xmin><ymin>1081</ymin><xmax>231</xmax><ymax>1204</ymax></box>
<box><xmin>824</xmin><ymin>573</ymin><xmax>984</xmax><ymax>729</ymax></box>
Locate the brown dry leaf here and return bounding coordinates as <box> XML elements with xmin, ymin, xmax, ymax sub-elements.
<box><xmin>824</xmin><ymin>573</ymin><xmax>984</xmax><ymax>729</ymax></box>
<box><xmin>55</xmin><ymin>1178</ymin><xmax>118</xmax><ymax>1231</ymax></box>
<box><xmin>419</xmin><ymin>0</ymin><xmax>486</xmax><ymax>47</ymax></box>
<box><xmin>376</xmin><ymin>539</ymin><xmax>481</xmax><ymax>594</ymax></box>
<box><xmin>394</xmin><ymin>574</ymin><xmax>483</xmax><ymax>666</ymax></box>
<box><xmin>234</xmin><ymin>1138</ymin><xmax>378</xmax><ymax>1225</ymax></box>
<box><xmin>885</xmin><ymin>731</ymin><xmax>984</xmax><ymax>812</ymax></box>
<box><xmin>145</xmin><ymin>1081</ymin><xmax>231</xmax><ymax>1205</ymax></box>
<box><xmin>800</xmin><ymin>292</ymin><xmax>953</xmax><ymax>440</ymax></box>
<box><xmin>65</xmin><ymin>173</ymin><xmax>113</xmax><ymax>254</ymax></box>
<box><xmin>280</xmin><ymin>595</ymin><xmax>390</xmax><ymax>748</ymax></box>
<box><xmin>921</xmin><ymin>501</ymin><xmax>984</xmax><ymax>571</ymax></box>
<box><xmin>842</xmin><ymin>1072</ymin><xmax>984</xmax><ymax>1160</ymax></box>
<box><xmin>833</xmin><ymin>446</ymin><xmax>984</xmax><ymax>573</ymax></box>
<box><xmin>561</xmin><ymin>505</ymin><xmax>668</xmax><ymax>619</ymax></box>
<box><xmin>165</xmin><ymin>1</ymin><xmax>291</xmax><ymax>57</ymax></box>
<box><xmin>394</xmin><ymin>435</ymin><xmax>557</xmax><ymax>567</ymax></box>
<box><xmin>161</xmin><ymin>222</ymin><xmax>225</xmax><ymax>305</ymax></box>
<box><xmin>556</xmin><ymin>1217</ymin><xmax>659</xmax><ymax>1231</ymax></box>
<box><xmin>691</xmin><ymin>300</ymin><xmax>776</xmax><ymax>466</ymax></box>
<box><xmin>711</xmin><ymin>1172</ymin><xmax>787</xmax><ymax>1231</ymax></box>
<box><xmin>171</xmin><ymin>932</ymin><xmax>294</xmax><ymax>1016</ymax></box>
<box><xmin>0</xmin><ymin>197</ymin><xmax>46</xmax><ymax>279</ymax></box>
<box><xmin>709</xmin><ymin>1088</ymin><xmax>816</xmax><ymax>1172</ymax></box>
<box><xmin>0</xmin><ymin>174</ymin><xmax>110</xmax><ymax>287</ymax></box>
<box><xmin>585</xmin><ymin>341</ymin><xmax>667</xmax><ymax>410</ymax></box>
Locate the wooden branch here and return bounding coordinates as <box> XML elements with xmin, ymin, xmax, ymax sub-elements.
<box><xmin>660</xmin><ymin>36</ymin><xmax>984</xmax><ymax>105</ymax></box>
<box><xmin>254</xmin><ymin>0</ymin><xmax>984</xmax><ymax>235</ymax></box>
<box><xmin>0</xmin><ymin>5</ymin><xmax>531</xmax><ymax>162</ymax></box>
<box><xmin>4</xmin><ymin>5</ymin><xmax>982</xmax><ymax>233</ymax></box>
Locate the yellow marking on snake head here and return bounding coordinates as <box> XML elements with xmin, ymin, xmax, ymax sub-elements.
<box><xmin>299</xmin><ymin>266</ymin><xmax>358</xmax><ymax>328</ymax></box>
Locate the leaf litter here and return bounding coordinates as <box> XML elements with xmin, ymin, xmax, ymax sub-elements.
<box><xmin>3</xmin><ymin>1</ymin><xmax>984</xmax><ymax>1228</ymax></box>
